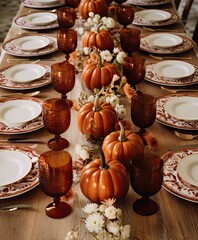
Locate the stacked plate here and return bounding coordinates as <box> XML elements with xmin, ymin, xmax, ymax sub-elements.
<box><xmin>135</xmin><ymin>9</ymin><xmax>171</xmax><ymax>22</ymax></box>
<box><xmin>25</xmin><ymin>12</ymin><xmax>57</xmax><ymax>26</ymax></box>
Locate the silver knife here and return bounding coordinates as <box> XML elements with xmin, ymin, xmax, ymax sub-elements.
<box><xmin>0</xmin><ymin>138</ymin><xmax>44</xmax><ymax>143</ymax></box>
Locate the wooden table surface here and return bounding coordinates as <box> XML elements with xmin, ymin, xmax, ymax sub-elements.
<box><xmin>0</xmin><ymin>1</ymin><xmax>198</xmax><ymax>240</ymax></box>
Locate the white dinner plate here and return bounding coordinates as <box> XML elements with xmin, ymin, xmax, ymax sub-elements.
<box><xmin>153</xmin><ymin>60</ymin><xmax>195</xmax><ymax>80</ymax></box>
<box><xmin>4</xmin><ymin>64</ymin><xmax>46</xmax><ymax>83</ymax></box>
<box><xmin>0</xmin><ymin>99</ymin><xmax>42</xmax><ymax>127</ymax></box>
<box><xmin>14</xmin><ymin>36</ymin><xmax>50</xmax><ymax>51</ymax></box>
<box><xmin>0</xmin><ymin>150</ymin><xmax>32</xmax><ymax>186</ymax></box>
<box><xmin>34</xmin><ymin>0</ymin><xmax>59</xmax><ymax>3</ymax></box>
<box><xmin>25</xmin><ymin>12</ymin><xmax>57</xmax><ymax>26</ymax></box>
<box><xmin>135</xmin><ymin>9</ymin><xmax>171</xmax><ymax>22</ymax></box>
<box><xmin>144</xmin><ymin>33</ymin><xmax>183</xmax><ymax>48</ymax></box>
<box><xmin>164</xmin><ymin>96</ymin><xmax>198</xmax><ymax>121</ymax></box>
<box><xmin>177</xmin><ymin>154</ymin><xmax>198</xmax><ymax>187</ymax></box>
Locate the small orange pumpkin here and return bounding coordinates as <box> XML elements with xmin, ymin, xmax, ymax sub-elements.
<box><xmin>78</xmin><ymin>0</ymin><xmax>108</xmax><ymax>20</ymax></box>
<box><xmin>102</xmin><ymin>122</ymin><xmax>144</xmax><ymax>171</ymax></box>
<box><xmin>77</xmin><ymin>95</ymin><xmax>117</xmax><ymax>140</ymax></box>
<box><xmin>82</xmin><ymin>28</ymin><xmax>114</xmax><ymax>52</ymax></box>
<box><xmin>80</xmin><ymin>146</ymin><xmax>129</xmax><ymax>203</ymax></box>
<box><xmin>81</xmin><ymin>51</ymin><xmax>121</xmax><ymax>90</ymax></box>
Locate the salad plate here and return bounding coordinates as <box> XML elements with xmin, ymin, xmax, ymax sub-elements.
<box><xmin>164</xmin><ymin>96</ymin><xmax>198</xmax><ymax>121</ymax></box>
<box><xmin>0</xmin><ymin>99</ymin><xmax>42</xmax><ymax>128</ymax></box>
<box><xmin>156</xmin><ymin>93</ymin><xmax>198</xmax><ymax>130</ymax></box>
<box><xmin>4</xmin><ymin>64</ymin><xmax>46</xmax><ymax>83</ymax></box>
<box><xmin>14</xmin><ymin>36</ymin><xmax>50</xmax><ymax>51</ymax></box>
<box><xmin>0</xmin><ymin>96</ymin><xmax>43</xmax><ymax>134</ymax></box>
<box><xmin>126</xmin><ymin>0</ymin><xmax>171</xmax><ymax>6</ymax></box>
<box><xmin>0</xmin><ymin>144</ymin><xmax>39</xmax><ymax>199</ymax></box>
<box><xmin>161</xmin><ymin>147</ymin><xmax>198</xmax><ymax>203</ymax></box>
<box><xmin>177</xmin><ymin>154</ymin><xmax>198</xmax><ymax>187</ymax></box>
<box><xmin>25</xmin><ymin>12</ymin><xmax>57</xmax><ymax>26</ymax></box>
<box><xmin>0</xmin><ymin>150</ymin><xmax>32</xmax><ymax>186</ymax></box>
<box><xmin>135</xmin><ymin>9</ymin><xmax>171</xmax><ymax>22</ymax></box>
<box><xmin>22</xmin><ymin>0</ymin><xmax>65</xmax><ymax>9</ymax></box>
<box><xmin>153</xmin><ymin>60</ymin><xmax>195</xmax><ymax>80</ymax></box>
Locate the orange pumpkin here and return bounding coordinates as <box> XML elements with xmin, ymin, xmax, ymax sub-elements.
<box><xmin>78</xmin><ymin>0</ymin><xmax>108</xmax><ymax>20</ymax></box>
<box><xmin>77</xmin><ymin>96</ymin><xmax>117</xmax><ymax>140</ymax></box>
<box><xmin>102</xmin><ymin>122</ymin><xmax>144</xmax><ymax>171</ymax></box>
<box><xmin>82</xmin><ymin>29</ymin><xmax>114</xmax><ymax>52</ymax></box>
<box><xmin>80</xmin><ymin>146</ymin><xmax>129</xmax><ymax>203</ymax></box>
<box><xmin>81</xmin><ymin>51</ymin><xmax>121</xmax><ymax>90</ymax></box>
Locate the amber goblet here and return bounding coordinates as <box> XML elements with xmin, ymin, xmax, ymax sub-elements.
<box><xmin>57</xmin><ymin>7</ymin><xmax>76</xmax><ymax>28</ymax></box>
<box><xmin>116</xmin><ymin>4</ymin><xmax>134</xmax><ymax>27</ymax></box>
<box><xmin>131</xmin><ymin>92</ymin><xmax>156</xmax><ymax>132</ymax></box>
<box><xmin>120</xmin><ymin>28</ymin><xmax>141</xmax><ymax>55</ymax></box>
<box><xmin>57</xmin><ymin>28</ymin><xmax>77</xmax><ymax>60</ymax></box>
<box><xmin>123</xmin><ymin>56</ymin><xmax>145</xmax><ymax>89</ymax></box>
<box><xmin>39</xmin><ymin>150</ymin><xmax>73</xmax><ymax>218</ymax></box>
<box><xmin>65</xmin><ymin>0</ymin><xmax>80</xmax><ymax>8</ymax></box>
<box><xmin>51</xmin><ymin>61</ymin><xmax>75</xmax><ymax>102</ymax></box>
<box><xmin>114</xmin><ymin>0</ymin><xmax>126</xmax><ymax>4</ymax></box>
<box><xmin>42</xmin><ymin>98</ymin><xmax>71</xmax><ymax>150</ymax></box>
<box><xmin>130</xmin><ymin>153</ymin><xmax>163</xmax><ymax>216</ymax></box>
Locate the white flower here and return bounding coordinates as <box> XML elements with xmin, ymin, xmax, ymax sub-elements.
<box><xmin>87</xmin><ymin>95</ymin><xmax>95</xmax><ymax>102</ymax></box>
<box><xmin>98</xmin><ymin>204</ymin><xmax>107</xmax><ymax>213</ymax></box>
<box><xmin>83</xmin><ymin>203</ymin><xmax>99</xmax><ymax>214</ymax></box>
<box><xmin>108</xmin><ymin>95</ymin><xmax>120</xmax><ymax>107</ymax></box>
<box><xmin>106</xmin><ymin>221</ymin><xmax>120</xmax><ymax>236</ymax></box>
<box><xmin>99</xmin><ymin>25</ymin><xmax>107</xmax><ymax>31</ymax></box>
<box><xmin>104</xmin><ymin>206</ymin><xmax>117</xmax><ymax>220</ymax></box>
<box><xmin>79</xmin><ymin>149</ymin><xmax>89</xmax><ymax>160</ymax></box>
<box><xmin>65</xmin><ymin>230</ymin><xmax>79</xmax><ymax>240</ymax></box>
<box><xmin>105</xmin><ymin>17</ymin><xmax>115</xmax><ymax>29</ymax></box>
<box><xmin>113</xmin><ymin>47</ymin><xmax>120</xmax><ymax>54</ymax></box>
<box><xmin>120</xmin><ymin>225</ymin><xmax>131</xmax><ymax>239</ymax></box>
<box><xmin>116</xmin><ymin>51</ymin><xmax>127</xmax><ymax>64</ymax></box>
<box><xmin>83</xmin><ymin>47</ymin><xmax>89</xmax><ymax>55</ymax></box>
<box><xmin>85</xmin><ymin>212</ymin><xmax>105</xmax><ymax>233</ymax></box>
<box><xmin>115</xmin><ymin>105</ymin><xmax>127</xmax><ymax>119</ymax></box>
<box><xmin>112</xmin><ymin>74</ymin><xmax>120</xmax><ymax>82</ymax></box>
<box><xmin>88</xmin><ymin>12</ymin><xmax>94</xmax><ymax>18</ymax></box>
<box><xmin>100</xmin><ymin>50</ymin><xmax>112</xmax><ymax>62</ymax></box>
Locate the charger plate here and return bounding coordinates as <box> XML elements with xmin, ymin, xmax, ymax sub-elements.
<box><xmin>0</xmin><ymin>144</ymin><xmax>39</xmax><ymax>199</ymax></box>
<box><xmin>161</xmin><ymin>147</ymin><xmax>198</xmax><ymax>203</ymax></box>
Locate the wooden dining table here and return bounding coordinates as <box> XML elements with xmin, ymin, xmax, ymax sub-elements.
<box><xmin>0</xmin><ymin>1</ymin><xmax>198</xmax><ymax>239</ymax></box>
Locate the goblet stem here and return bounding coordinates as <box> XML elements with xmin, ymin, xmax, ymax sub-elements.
<box><xmin>48</xmin><ymin>135</ymin><xmax>69</xmax><ymax>151</ymax></box>
<box><xmin>133</xmin><ymin>196</ymin><xmax>158</xmax><ymax>216</ymax></box>
<box><xmin>45</xmin><ymin>197</ymin><xmax>72</xmax><ymax>219</ymax></box>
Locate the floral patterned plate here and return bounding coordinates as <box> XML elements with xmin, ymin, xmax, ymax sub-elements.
<box><xmin>21</xmin><ymin>0</ymin><xmax>65</xmax><ymax>9</ymax></box>
<box><xmin>156</xmin><ymin>93</ymin><xmax>198</xmax><ymax>130</ymax></box>
<box><xmin>14</xmin><ymin>13</ymin><xmax>58</xmax><ymax>30</ymax></box>
<box><xmin>161</xmin><ymin>147</ymin><xmax>198</xmax><ymax>203</ymax></box>
<box><xmin>0</xmin><ymin>64</ymin><xmax>51</xmax><ymax>90</ymax></box>
<box><xmin>0</xmin><ymin>144</ymin><xmax>39</xmax><ymax>199</ymax></box>
<box><xmin>1</xmin><ymin>35</ymin><xmax>57</xmax><ymax>57</ymax></box>
<box><xmin>0</xmin><ymin>96</ymin><xmax>43</xmax><ymax>134</ymax></box>
<box><xmin>140</xmin><ymin>33</ymin><xmax>193</xmax><ymax>54</ymax></box>
<box><xmin>126</xmin><ymin>0</ymin><xmax>171</xmax><ymax>6</ymax></box>
<box><xmin>145</xmin><ymin>63</ymin><xmax>198</xmax><ymax>86</ymax></box>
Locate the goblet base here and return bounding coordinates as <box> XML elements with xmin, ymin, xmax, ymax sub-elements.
<box><xmin>133</xmin><ymin>197</ymin><xmax>158</xmax><ymax>216</ymax></box>
<box><xmin>46</xmin><ymin>201</ymin><xmax>72</xmax><ymax>219</ymax></box>
<box><xmin>48</xmin><ymin>138</ymin><xmax>69</xmax><ymax>151</ymax></box>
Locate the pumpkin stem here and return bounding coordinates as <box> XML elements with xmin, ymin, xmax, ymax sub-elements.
<box><xmin>97</xmin><ymin>145</ymin><xmax>109</xmax><ymax>169</ymax></box>
<box><xmin>92</xmin><ymin>95</ymin><xmax>102</xmax><ymax>112</ymax></box>
<box><xmin>92</xmin><ymin>50</ymin><xmax>102</xmax><ymax>67</ymax></box>
<box><xmin>118</xmin><ymin>121</ymin><xmax>128</xmax><ymax>142</ymax></box>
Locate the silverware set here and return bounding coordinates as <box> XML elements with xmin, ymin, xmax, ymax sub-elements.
<box><xmin>0</xmin><ymin>204</ymin><xmax>33</xmax><ymax>212</ymax></box>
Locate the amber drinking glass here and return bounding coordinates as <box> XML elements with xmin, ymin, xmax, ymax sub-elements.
<box><xmin>123</xmin><ymin>56</ymin><xmax>145</xmax><ymax>89</ymax></box>
<box><xmin>120</xmin><ymin>28</ymin><xmax>141</xmax><ymax>55</ymax></box>
<box><xmin>116</xmin><ymin>4</ymin><xmax>134</xmax><ymax>27</ymax></box>
<box><xmin>57</xmin><ymin>28</ymin><xmax>77</xmax><ymax>60</ymax></box>
<box><xmin>130</xmin><ymin>153</ymin><xmax>163</xmax><ymax>216</ymax></box>
<box><xmin>51</xmin><ymin>61</ymin><xmax>75</xmax><ymax>102</ymax></box>
<box><xmin>131</xmin><ymin>92</ymin><xmax>156</xmax><ymax>131</ymax></box>
<box><xmin>39</xmin><ymin>150</ymin><xmax>73</xmax><ymax>218</ymax></box>
<box><xmin>57</xmin><ymin>7</ymin><xmax>76</xmax><ymax>28</ymax></box>
<box><xmin>65</xmin><ymin>0</ymin><xmax>80</xmax><ymax>8</ymax></box>
<box><xmin>114</xmin><ymin>0</ymin><xmax>126</xmax><ymax>3</ymax></box>
<box><xmin>43</xmin><ymin>98</ymin><xmax>71</xmax><ymax>150</ymax></box>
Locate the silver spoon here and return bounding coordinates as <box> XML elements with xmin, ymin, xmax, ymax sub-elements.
<box><xmin>175</xmin><ymin>131</ymin><xmax>198</xmax><ymax>140</ymax></box>
<box><xmin>0</xmin><ymin>90</ymin><xmax>40</xmax><ymax>98</ymax></box>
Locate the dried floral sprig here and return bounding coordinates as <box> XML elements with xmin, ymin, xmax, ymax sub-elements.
<box><xmin>123</xmin><ymin>83</ymin><xmax>138</xmax><ymax>103</ymax></box>
<box><xmin>65</xmin><ymin>199</ymin><xmax>130</xmax><ymax>240</ymax></box>
<box><xmin>138</xmin><ymin>129</ymin><xmax>159</xmax><ymax>150</ymax></box>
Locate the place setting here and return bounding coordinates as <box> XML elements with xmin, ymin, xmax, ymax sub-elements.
<box><xmin>14</xmin><ymin>11</ymin><xmax>58</xmax><ymax>30</ymax></box>
<box><xmin>145</xmin><ymin>60</ymin><xmax>198</xmax><ymax>86</ymax></box>
<box><xmin>21</xmin><ymin>0</ymin><xmax>65</xmax><ymax>9</ymax></box>
<box><xmin>1</xmin><ymin>34</ymin><xmax>58</xmax><ymax>57</ymax></box>
<box><xmin>133</xmin><ymin>9</ymin><xmax>179</xmax><ymax>27</ymax></box>
<box><xmin>140</xmin><ymin>32</ymin><xmax>193</xmax><ymax>54</ymax></box>
<box><xmin>0</xmin><ymin>96</ymin><xmax>44</xmax><ymax>134</ymax></box>
<box><xmin>0</xmin><ymin>143</ymin><xmax>40</xmax><ymax>199</ymax></box>
<box><xmin>0</xmin><ymin>63</ymin><xmax>51</xmax><ymax>90</ymax></box>
<box><xmin>156</xmin><ymin>93</ymin><xmax>198</xmax><ymax>131</ymax></box>
<box><xmin>126</xmin><ymin>0</ymin><xmax>171</xmax><ymax>7</ymax></box>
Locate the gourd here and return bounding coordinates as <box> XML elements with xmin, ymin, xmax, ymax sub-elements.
<box><xmin>81</xmin><ymin>51</ymin><xmax>120</xmax><ymax>90</ymax></box>
<box><xmin>78</xmin><ymin>0</ymin><xmax>108</xmax><ymax>20</ymax></box>
<box><xmin>77</xmin><ymin>96</ymin><xmax>117</xmax><ymax>139</ymax></box>
<box><xmin>102</xmin><ymin>122</ymin><xmax>144</xmax><ymax>171</ymax></box>
<box><xmin>80</xmin><ymin>146</ymin><xmax>129</xmax><ymax>203</ymax></box>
